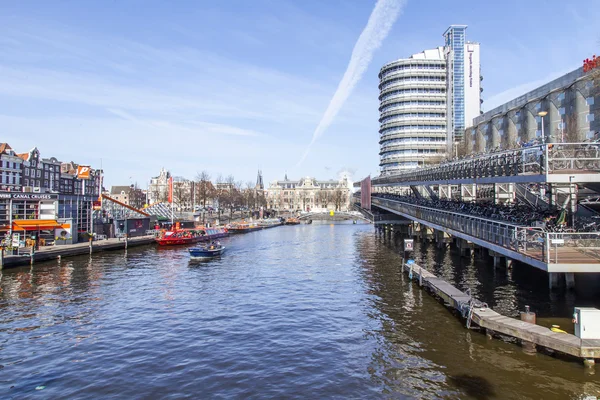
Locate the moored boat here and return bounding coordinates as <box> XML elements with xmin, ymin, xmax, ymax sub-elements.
<box><xmin>258</xmin><ymin>218</ymin><xmax>283</xmax><ymax>229</ymax></box>
<box><xmin>189</xmin><ymin>244</ymin><xmax>225</xmax><ymax>259</ymax></box>
<box><xmin>227</xmin><ymin>222</ymin><xmax>263</xmax><ymax>234</ymax></box>
<box><xmin>285</xmin><ymin>217</ymin><xmax>300</xmax><ymax>225</ymax></box>
<box><xmin>155</xmin><ymin>227</ymin><xmax>229</xmax><ymax>246</ymax></box>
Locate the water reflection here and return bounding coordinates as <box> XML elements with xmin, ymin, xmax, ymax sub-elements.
<box><xmin>356</xmin><ymin>228</ymin><xmax>600</xmax><ymax>399</ymax></box>
<box><xmin>0</xmin><ymin>225</ymin><xmax>599</xmax><ymax>399</ymax></box>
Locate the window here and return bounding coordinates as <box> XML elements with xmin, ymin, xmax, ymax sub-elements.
<box><xmin>587</xmin><ymin>97</ymin><xmax>595</xmax><ymax>106</ymax></box>
<box><xmin>587</xmin><ymin>114</ymin><xmax>595</xmax><ymax>122</ymax></box>
<box><xmin>557</xmin><ymin>92</ymin><xmax>565</xmax><ymax>101</ymax></box>
<box><xmin>37</xmin><ymin>170</ymin><xmax>41</xmax><ymax>177</ymax></box>
<box><xmin>559</xmin><ymin>107</ymin><xmax>565</xmax><ymax>115</ymax></box>
<box><xmin>24</xmin><ymin>168</ymin><xmax>29</xmax><ymax>176</ymax></box>
<box><xmin>25</xmin><ymin>179</ymin><xmax>29</xmax><ymax>186</ymax></box>
<box><xmin>535</xmin><ymin>102</ymin><xmax>541</xmax><ymax>111</ymax></box>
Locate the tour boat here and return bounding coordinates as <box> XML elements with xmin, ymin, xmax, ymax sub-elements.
<box><xmin>188</xmin><ymin>244</ymin><xmax>225</xmax><ymax>259</ymax></box>
<box><xmin>258</xmin><ymin>218</ymin><xmax>283</xmax><ymax>229</ymax></box>
<box><xmin>155</xmin><ymin>227</ymin><xmax>229</xmax><ymax>246</ymax></box>
<box><xmin>227</xmin><ymin>222</ymin><xmax>263</xmax><ymax>234</ymax></box>
<box><xmin>285</xmin><ymin>217</ymin><xmax>300</xmax><ymax>225</ymax></box>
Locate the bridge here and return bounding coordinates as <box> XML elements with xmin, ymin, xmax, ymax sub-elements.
<box><xmin>356</xmin><ymin>143</ymin><xmax>600</xmax><ymax>289</ymax></box>
<box><xmin>297</xmin><ymin>211</ymin><xmax>371</xmax><ymax>222</ymax></box>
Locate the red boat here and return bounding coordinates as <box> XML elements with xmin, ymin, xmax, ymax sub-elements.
<box><xmin>155</xmin><ymin>227</ymin><xmax>229</xmax><ymax>246</ymax></box>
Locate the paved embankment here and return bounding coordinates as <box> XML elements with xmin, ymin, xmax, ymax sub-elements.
<box><xmin>1</xmin><ymin>235</ymin><xmax>155</xmax><ymax>269</ymax></box>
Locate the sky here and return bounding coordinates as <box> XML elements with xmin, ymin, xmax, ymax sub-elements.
<box><xmin>2</xmin><ymin>0</ymin><xmax>599</xmax><ymax>188</ymax></box>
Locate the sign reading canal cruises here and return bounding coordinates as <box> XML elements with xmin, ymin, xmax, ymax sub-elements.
<box><xmin>0</xmin><ymin>192</ymin><xmax>58</xmax><ymax>200</ymax></box>
<box><xmin>583</xmin><ymin>55</ymin><xmax>600</xmax><ymax>73</ymax></box>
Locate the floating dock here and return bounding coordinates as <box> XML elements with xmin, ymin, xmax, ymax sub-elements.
<box><xmin>402</xmin><ymin>260</ymin><xmax>600</xmax><ymax>367</ymax></box>
<box><xmin>1</xmin><ymin>235</ymin><xmax>155</xmax><ymax>269</ymax></box>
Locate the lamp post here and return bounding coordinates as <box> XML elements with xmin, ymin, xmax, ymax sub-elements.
<box><xmin>538</xmin><ymin>111</ymin><xmax>548</xmax><ymax>144</ymax></box>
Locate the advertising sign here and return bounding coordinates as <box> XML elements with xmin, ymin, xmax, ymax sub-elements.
<box><xmin>77</xmin><ymin>166</ymin><xmax>91</xmax><ymax>180</ymax></box>
<box><xmin>404</xmin><ymin>239</ymin><xmax>414</xmax><ymax>251</ymax></box>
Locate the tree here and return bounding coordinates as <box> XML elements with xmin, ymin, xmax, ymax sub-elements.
<box><xmin>318</xmin><ymin>191</ymin><xmax>328</xmax><ymax>209</ymax></box>
<box><xmin>128</xmin><ymin>183</ymin><xmax>146</xmax><ymax>210</ymax></box>
<box><xmin>172</xmin><ymin>179</ymin><xmax>191</xmax><ymax>211</ymax></box>
<box><xmin>195</xmin><ymin>170</ymin><xmax>214</xmax><ymax>209</ymax></box>
<box><xmin>332</xmin><ymin>188</ymin><xmax>344</xmax><ymax>211</ymax></box>
<box><xmin>245</xmin><ymin>181</ymin><xmax>255</xmax><ymax>209</ymax></box>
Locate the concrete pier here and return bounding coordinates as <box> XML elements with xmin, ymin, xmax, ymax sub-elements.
<box><xmin>402</xmin><ymin>261</ymin><xmax>600</xmax><ymax>367</ymax></box>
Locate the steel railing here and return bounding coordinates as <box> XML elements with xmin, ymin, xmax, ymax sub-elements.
<box><xmin>372</xmin><ymin>197</ymin><xmax>600</xmax><ymax>265</ymax></box>
<box><xmin>372</xmin><ymin>143</ymin><xmax>600</xmax><ymax>186</ymax></box>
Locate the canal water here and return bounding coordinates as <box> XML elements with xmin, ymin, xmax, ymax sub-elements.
<box><xmin>1</xmin><ymin>222</ymin><xmax>599</xmax><ymax>399</ymax></box>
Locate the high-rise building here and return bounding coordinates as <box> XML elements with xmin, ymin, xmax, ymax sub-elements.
<box><xmin>378</xmin><ymin>47</ymin><xmax>447</xmax><ymax>175</ymax></box>
<box><xmin>443</xmin><ymin>25</ymin><xmax>481</xmax><ymax>148</ymax></box>
<box><xmin>378</xmin><ymin>25</ymin><xmax>481</xmax><ymax>175</ymax></box>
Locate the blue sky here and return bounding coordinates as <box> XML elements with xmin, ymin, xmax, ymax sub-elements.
<box><xmin>2</xmin><ymin>0</ymin><xmax>598</xmax><ymax>188</ymax></box>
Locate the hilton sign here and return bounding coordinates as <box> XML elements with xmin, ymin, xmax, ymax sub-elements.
<box><xmin>583</xmin><ymin>55</ymin><xmax>600</xmax><ymax>73</ymax></box>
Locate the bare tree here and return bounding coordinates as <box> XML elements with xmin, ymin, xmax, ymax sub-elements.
<box><xmin>332</xmin><ymin>188</ymin><xmax>344</xmax><ymax>211</ymax></box>
<box><xmin>172</xmin><ymin>180</ymin><xmax>191</xmax><ymax>211</ymax></box>
<box><xmin>195</xmin><ymin>170</ymin><xmax>214</xmax><ymax>210</ymax></box>
<box><xmin>245</xmin><ymin>181</ymin><xmax>255</xmax><ymax>209</ymax></box>
<box><xmin>128</xmin><ymin>183</ymin><xmax>146</xmax><ymax>210</ymax></box>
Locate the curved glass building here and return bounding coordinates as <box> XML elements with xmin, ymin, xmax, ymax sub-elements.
<box><xmin>379</xmin><ymin>47</ymin><xmax>447</xmax><ymax>175</ymax></box>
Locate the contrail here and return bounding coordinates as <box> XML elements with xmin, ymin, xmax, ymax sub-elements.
<box><xmin>297</xmin><ymin>0</ymin><xmax>406</xmax><ymax>166</ymax></box>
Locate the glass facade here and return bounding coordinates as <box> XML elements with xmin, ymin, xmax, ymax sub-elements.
<box><xmin>444</xmin><ymin>26</ymin><xmax>466</xmax><ymax>141</ymax></box>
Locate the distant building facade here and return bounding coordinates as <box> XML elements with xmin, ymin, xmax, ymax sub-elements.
<box><xmin>462</xmin><ymin>66</ymin><xmax>599</xmax><ymax>153</ymax></box>
<box><xmin>148</xmin><ymin>168</ymin><xmax>171</xmax><ymax>205</ymax></box>
<box><xmin>108</xmin><ymin>185</ymin><xmax>146</xmax><ymax>210</ymax></box>
<box><xmin>266</xmin><ymin>174</ymin><xmax>351</xmax><ymax>212</ymax></box>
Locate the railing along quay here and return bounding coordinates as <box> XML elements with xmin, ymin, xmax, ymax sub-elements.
<box><xmin>372</xmin><ymin>197</ymin><xmax>600</xmax><ymax>273</ymax></box>
<box><xmin>373</xmin><ymin>143</ymin><xmax>600</xmax><ymax>186</ymax></box>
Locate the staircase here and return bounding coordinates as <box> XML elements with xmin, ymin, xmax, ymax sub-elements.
<box><xmin>515</xmin><ymin>184</ymin><xmax>550</xmax><ymax>210</ymax></box>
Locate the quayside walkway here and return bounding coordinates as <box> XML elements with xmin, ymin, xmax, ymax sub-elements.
<box><xmin>1</xmin><ymin>235</ymin><xmax>155</xmax><ymax>269</ymax></box>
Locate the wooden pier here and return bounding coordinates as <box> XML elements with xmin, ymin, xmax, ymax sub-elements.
<box><xmin>1</xmin><ymin>235</ymin><xmax>156</xmax><ymax>269</ymax></box>
<box><xmin>402</xmin><ymin>261</ymin><xmax>600</xmax><ymax>367</ymax></box>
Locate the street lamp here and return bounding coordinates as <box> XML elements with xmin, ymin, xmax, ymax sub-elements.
<box><xmin>538</xmin><ymin>111</ymin><xmax>548</xmax><ymax>144</ymax></box>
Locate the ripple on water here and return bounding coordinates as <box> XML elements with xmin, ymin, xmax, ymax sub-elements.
<box><xmin>1</xmin><ymin>224</ymin><xmax>599</xmax><ymax>399</ymax></box>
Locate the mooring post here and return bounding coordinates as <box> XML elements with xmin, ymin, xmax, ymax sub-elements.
<box><xmin>89</xmin><ymin>236</ymin><xmax>93</xmax><ymax>255</ymax></box>
<box><xmin>519</xmin><ymin>305</ymin><xmax>537</xmax><ymax>354</ymax></box>
<box><xmin>0</xmin><ymin>247</ymin><xmax>3</xmax><ymax>270</ymax></box>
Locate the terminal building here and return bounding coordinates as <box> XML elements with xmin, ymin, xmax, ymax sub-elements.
<box><xmin>0</xmin><ymin>143</ymin><xmax>102</xmax><ymax>246</ymax></box>
<box><xmin>378</xmin><ymin>25</ymin><xmax>481</xmax><ymax>175</ymax></box>
<box><xmin>462</xmin><ymin>66</ymin><xmax>599</xmax><ymax>154</ymax></box>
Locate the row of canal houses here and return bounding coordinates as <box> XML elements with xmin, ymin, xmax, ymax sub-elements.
<box><xmin>0</xmin><ymin>143</ymin><xmax>102</xmax><ymax>246</ymax></box>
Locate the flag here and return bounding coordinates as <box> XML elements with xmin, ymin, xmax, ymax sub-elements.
<box><xmin>168</xmin><ymin>177</ymin><xmax>173</xmax><ymax>203</ymax></box>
